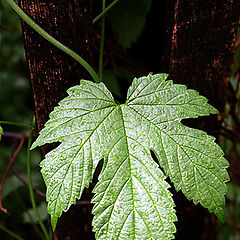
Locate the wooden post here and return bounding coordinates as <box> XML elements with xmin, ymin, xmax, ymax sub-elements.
<box><xmin>168</xmin><ymin>0</ymin><xmax>239</xmax><ymax>113</ymax></box>
<box><xmin>163</xmin><ymin>1</ymin><xmax>239</xmax><ymax>239</ymax></box>
<box><xmin>18</xmin><ymin>0</ymin><xmax>93</xmax><ymax>155</ymax></box>
<box><xmin>18</xmin><ymin>0</ymin><xmax>95</xmax><ymax>238</ymax></box>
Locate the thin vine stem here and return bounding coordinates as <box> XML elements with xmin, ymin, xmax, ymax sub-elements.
<box><xmin>0</xmin><ymin>135</ymin><xmax>25</xmax><ymax>214</ymax></box>
<box><xmin>27</xmin><ymin>117</ymin><xmax>49</xmax><ymax>240</ymax></box>
<box><xmin>14</xmin><ymin>189</ymin><xmax>45</xmax><ymax>240</ymax></box>
<box><xmin>5</xmin><ymin>0</ymin><xmax>100</xmax><ymax>83</ymax></box>
<box><xmin>0</xmin><ymin>121</ymin><xmax>32</xmax><ymax>129</ymax></box>
<box><xmin>93</xmin><ymin>0</ymin><xmax>120</xmax><ymax>24</ymax></box>
<box><xmin>0</xmin><ymin>224</ymin><xmax>24</xmax><ymax>240</ymax></box>
<box><xmin>99</xmin><ymin>0</ymin><xmax>106</xmax><ymax>82</ymax></box>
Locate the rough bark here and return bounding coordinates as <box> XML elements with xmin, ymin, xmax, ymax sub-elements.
<box><xmin>18</xmin><ymin>0</ymin><xmax>93</xmax><ymax>156</ymax></box>
<box><xmin>168</xmin><ymin>0</ymin><xmax>239</xmax><ymax>113</ymax></box>
<box><xmin>162</xmin><ymin>1</ymin><xmax>239</xmax><ymax>239</ymax></box>
<box><xmin>18</xmin><ymin>0</ymin><xmax>94</xmax><ymax>239</ymax></box>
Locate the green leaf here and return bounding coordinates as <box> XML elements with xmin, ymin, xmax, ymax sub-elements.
<box><xmin>31</xmin><ymin>80</ymin><xmax>117</xmax><ymax>230</ymax></box>
<box><xmin>110</xmin><ymin>0</ymin><xmax>152</xmax><ymax>49</ymax></box>
<box><xmin>126</xmin><ymin>74</ymin><xmax>229</xmax><ymax>222</ymax></box>
<box><xmin>32</xmin><ymin>74</ymin><xmax>229</xmax><ymax>239</ymax></box>
<box><xmin>22</xmin><ymin>201</ymin><xmax>48</xmax><ymax>224</ymax></box>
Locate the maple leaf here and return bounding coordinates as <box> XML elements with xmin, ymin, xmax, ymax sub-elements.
<box><xmin>31</xmin><ymin>74</ymin><xmax>229</xmax><ymax>239</ymax></box>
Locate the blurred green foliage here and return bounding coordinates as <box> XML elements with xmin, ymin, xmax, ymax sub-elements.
<box><xmin>0</xmin><ymin>2</ymin><xmax>47</xmax><ymax>239</ymax></box>
<box><xmin>218</xmin><ymin>183</ymin><xmax>240</xmax><ymax>240</ymax></box>
<box><xmin>217</xmin><ymin>24</ymin><xmax>240</xmax><ymax>240</ymax></box>
<box><xmin>0</xmin><ymin>1</ymin><xmax>32</xmax><ymax>123</ymax></box>
<box><xmin>110</xmin><ymin>0</ymin><xmax>152</xmax><ymax>49</ymax></box>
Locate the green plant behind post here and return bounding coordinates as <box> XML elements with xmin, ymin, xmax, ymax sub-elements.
<box><xmin>0</xmin><ymin>126</ymin><xmax>3</xmax><ymax>140</ymax></box>
<box><xmin>5</xmin><ymin>1</ymin><xmax>230</xmax><ymax>239</ymax></box>
<box><xmin>27</xmin><ymin>118</ymin><xmax>50</xmax><ymax>240</ymax></box>
<box><xmin>110</xmin><ymin>0</ymin><xmax>152</xmax><ymax>49</ymax></box>
<box><xmin>98</xmin><ymin>0</ymin><xmax>106</xmax><ymax>82</ymax></box>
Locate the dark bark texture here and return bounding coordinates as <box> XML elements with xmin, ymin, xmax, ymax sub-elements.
<box><xmin>18</xmin><ymin>0</ymin><xmax>93</xmax><ymax>156</ymax></box>
<box><xmin>167</xmin><ymin>0</ymin><xmax>239</xmax><ymax>113</ymax></box>
<box><xmin>18</xmin><ymin>0</ymin><xmax>94</xmax><ymax>239</ymax></box>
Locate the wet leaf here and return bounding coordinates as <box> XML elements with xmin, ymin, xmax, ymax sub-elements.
<box><xmin>32</xmin><ymin>74</ymin><xmax>229</xmax><ymax>239</ymax></box>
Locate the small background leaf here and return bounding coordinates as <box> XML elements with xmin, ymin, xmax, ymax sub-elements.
<box><xmin>22</xmin><ymin>202</ymin><xmax>48</xmax><ymax>224</ymax></box>
<box><xmin>102</xmin><ymin>69</ymin><xmax>122</xmax><ymax>97</ymax></box>
<box><xmin>110</xmin><ymin>0</ymin><xmax>152</xmax><ymax>49</ymax></box>
<box><xmin>2</xmin><ymin>172</ymin><xmax>44</xmax><ymax>199</ymax></box>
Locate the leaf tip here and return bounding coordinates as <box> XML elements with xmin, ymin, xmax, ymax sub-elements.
<box><xmin>215</xmin><ymin>208</ymin><xmax>225</xmax><ymax>224</ymax></box>
<box><xmin>30</xmin><ymin>141</ymin><xmax>38</xmax><ymax>150</ymax></box>
<box><xmin>210</xmin><ymin>106</ymin><xmax>219</xmax><ymax>115</ymax></box>
<box><xmin>30</xmin><ymin>136</ymin><xmax>45</xmax><ymax>150</ymax></box>
<box><xmin>51</xmin><ymin>215</ymin><xmax>58</xmax><ymax>232</ymax></box>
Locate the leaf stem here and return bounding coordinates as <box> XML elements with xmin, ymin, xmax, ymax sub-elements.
<box><xmin>5</xmin><ymin>0</ymin><xmax>100</xmax><ymax>83</ymax></box>
<box><xmin>27</xmin><ymin>117</ymin><xmax>49</xmax><ymax>240</ymax></box>
<box><xmin>0</xmin><ymin>121</ymin><xmax>32</xmax><ymax>129</ymax></box>
<box><xmin>93</xmin><ymin>0</ymin><xmax>120</xmax><ymax>24</ymax></box>
<box><xmin>98</xmin><ymin>0</ymin><xmax>106</xmax><ymax>82</ymax></box>
<box><xmin>0</xmin><ymin>224</ymin><xmax>24</xmax><ymax>240</ymax></box>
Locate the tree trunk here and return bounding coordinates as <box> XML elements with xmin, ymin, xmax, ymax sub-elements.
<box><xmin>163</xmin><ymin>1</ymin><xmax>239</xmax><ymax>239</ymax></box>
<box><xmin>18</xmin><ymin>0</ymin><xmax>94</xmax><ymax>239</ymax></box>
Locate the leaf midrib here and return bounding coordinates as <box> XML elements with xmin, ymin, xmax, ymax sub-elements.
<box><xmin>118</xmin><ymin>106</ymin><xmax>136</xmax><ymax>240</ymax></box>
